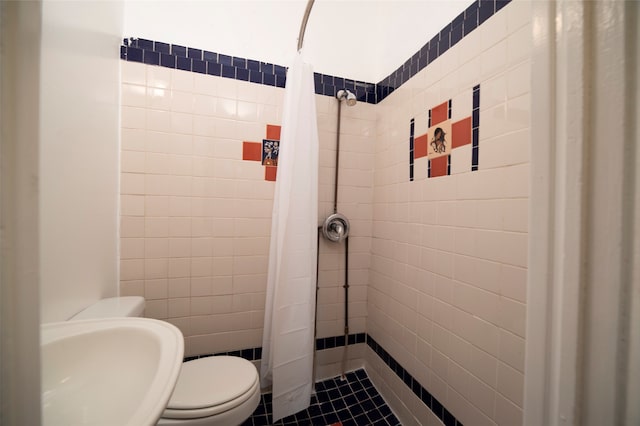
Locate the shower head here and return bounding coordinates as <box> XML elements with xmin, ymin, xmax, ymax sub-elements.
<box><xmin>336</xmin><ymin>89</ymin><xmax>357</xmax><ymax>106</ymax></box>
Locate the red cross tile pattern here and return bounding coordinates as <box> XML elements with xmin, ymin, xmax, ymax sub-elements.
<box><xmin>242</xmin><ymin>141</ymin><xmax>262</xmax><ymax>161</ymax></box>
<box><xmin>451</xmin><ymin>116</ymin><xmax>472</xmax><ymax>149</ymax></box>
<box><xmin>242</xmin><ymin>124</ymin><xmax>282</xmax><ymax>181</ymax></box>
<box><xmin>431</xmin><ymin>101</ymin><xmax>449</xmax><ymax>126</ymax></box>
<box><xmin>414</xmin><ymin>134</ymin><xmax>429</xmax><ymax>159</ymax></box>
<box><xmin>410</xmin><ymin>88</ymin><xmax>477</xmax><ymax>181</ymax></box>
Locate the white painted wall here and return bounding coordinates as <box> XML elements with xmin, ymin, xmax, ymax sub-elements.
<box><xmin>39</xmin><ymin>0</ymin><xmax>123</xmax><ymax>322</ymax></box>
<box><xmin>123</xmin><ymin>0</ymin><xmax>469</xmax><ymax>82</ymax></box>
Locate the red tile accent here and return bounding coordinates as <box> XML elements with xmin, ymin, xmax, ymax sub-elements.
<box><xmin>431</xmin><ymin>102</ymin><xmax>449</xmax><ymax>126</ymax></box>
<box><xmin>242</xmin><ymin>141</ymin><xmax>262</xmax><ymax>161</ymax></box>
<box><xmin>265</xmin><ymin>166</ymin><xmax>277</xmax><ymax>181</ymax></box>
<box><xmin>415</xmin><ymin>134</ymin><xmax>428</xmax><ymax>159</ymax></box>
<box><xmin>266</xmin><ymin>124</ymin><xmax>281</xmax><ymax>140</ymax></box>
<box><xmin>452</xmin><ymin>117</ymin><xmax>472</xmax><ymax>148</ymax></box>
<box><xmin>430</xmin><ymin>155</ymin><xmax>449</xmax><ymax>177</ymax></box>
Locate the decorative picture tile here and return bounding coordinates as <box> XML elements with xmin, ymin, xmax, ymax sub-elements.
<box><xmin>262</xmin><ymin>139</ymin><xmax>279</xmax><ymax>166</ymax></box>
<box><xmin>427</xmin><ymin>120</ymin><xmax>452</xmax><ymax>159</ymax></box>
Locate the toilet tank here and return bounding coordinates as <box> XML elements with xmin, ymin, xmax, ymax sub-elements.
<box><xmin>71</xmin><ymin>296</ymin><xmax>145</xmax><ymax>320</ymax></box>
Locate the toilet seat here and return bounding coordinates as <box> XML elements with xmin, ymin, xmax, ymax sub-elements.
<box><xmin>161</xmin><ymin>356</ymin><xmax>260</xmax><ymax>420</ymax></box>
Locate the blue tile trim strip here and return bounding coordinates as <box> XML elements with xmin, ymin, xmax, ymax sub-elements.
<box><xmin>409</xmin><ymin>119</ymin><xmax>415</xmax><ymax>181</ymax></box>
<box><xmin>366</xmin><ymin>335</ymin><xmax>465</xmax><ymax>426</ymax></box>
<box><xmin>183</xmin><ymin>332</ymin><xmax>367</xmax><ymax>363</ymax></box>
<box><xmin>472</xmin><ymin>84</ymin><xmax>481</xmax><ymax>171</ymax></box>
<box><xmin>120</xmin><ymin>1</ymin><xmax>510</xmax><ymax>105</ymax></box>
<box><xmin>316</xmin><ymin>332</ymin><xmax>367</xmax><ymax>351</ymax></box>
<box><xmin>183</xmin><ymin>346</ymin><xmax>263</xmax><ymax>363</ymax></box>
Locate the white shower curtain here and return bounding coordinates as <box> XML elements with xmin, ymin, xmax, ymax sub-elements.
<box><xmin>260</xmin><ymin>51</ymin><xmax>319</xmax><ymax>422</ymax></box>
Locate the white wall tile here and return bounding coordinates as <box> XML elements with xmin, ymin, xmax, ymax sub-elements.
<box><xmin>451</xmin><ymin>145</ymin><xmax>472</xmax><ymax>175</ymax></box>
<box><xmin>499</xmin><ymin>329</ymin><xmax>525</xmax><ymax>372</ymax></box>
<box><xmin>480</xmin><ymin>40</ymin><xmax>507</xmax><ymax>80</ymax></box>
<box><xmin>121</xmin><ymin>61</ymin><xmax>146</xmax><ymax>85</ymax></box>
<box><xmin>499</xmin><ymin>264</ymin><xmax>527</xmax><ymax>303</ymax></box>
<box><xmin>497</xmin><ymin>361</ymin><xmax>524</xmax><ymax>407</ymax></box>
<box><xmin>121</xmin><ymin>195</ymin><xmax>145</xmax><ymax>216</ymax></box>
<box><xmin>121</xmin><ymin>216</ymin><xmax>145</xmax><ymax>237</ymax></box>
<box><xmin>481</xmin><ymin>6</ymin><xmax>508</xmax><ymax>51</ymax></box>
<box><xmin>121</xmin><ymin>172</ymin><xmax>145</xmax><ymax>194</ymax></box>
<box><xmin>507</xmin><ymin>23</ymin><xmax>531</xmax><ymax>66</ymax></box>
<box><xmin>147</xmin><ymin>109</ymin><xmax>172</xmax><ymax>133</ymax></box>
<box><xmin>121</xmin><ymin>238</ymin><xmax>144</xmax><ymax>259</ymax></box>
<box><xmin>171</xmin><ymin>68</ymin><xmax>194</xmax><ymax>92</ymax></box>
<box><xmin>147</xmin><ymin>65</ymin><xmax>171</xmax><ymax>89</ymax></box>
<box><xmin>122</xmin><ymin>128</ymin><xmax>146</xmax><ymax>151</ymax></box>
<box><xmin>495</xmin><ymin>392</ymin><xmax>523</xmax><ymax>426</ymax></box>
<box><xmin>498</xmin><ymin>296</ymin><xmax>526</xmax><ymax>338</ymax></box>
<box><xmin>477</xmin><ymin>129</ymin><xmax>530</xmax><ymax>169</ymax></box>
<box><xmin>122</xmin><ymin>83</ymin><xmax>147</xmax><ymax>108</ymax></box>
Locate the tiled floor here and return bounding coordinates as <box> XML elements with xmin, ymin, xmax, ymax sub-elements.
<box><xmin>243</xmin><ymin>369</ymin><xmax>401</xmax><ymax>426</ymax></box>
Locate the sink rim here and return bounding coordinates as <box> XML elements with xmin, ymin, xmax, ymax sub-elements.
<box><xmin>41</xmin><ymin>317</ymin><xmax>184</xmax><ymax>426</ymax></box>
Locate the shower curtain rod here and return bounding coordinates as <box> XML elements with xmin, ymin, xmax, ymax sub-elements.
<box><xmin>297</xmin><ymin>0</ymin><xmax>315</xmax><ymax>51</ymax></box>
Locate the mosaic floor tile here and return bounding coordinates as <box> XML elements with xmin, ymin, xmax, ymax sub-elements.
<box><xmin>243</xmin><ymin>369</ymin><xmax>401</xmax><ymax>426</ymax></box>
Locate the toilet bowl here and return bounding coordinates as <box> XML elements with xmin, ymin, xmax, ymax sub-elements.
<box><xmin>71</xmin><ymin>297</ymin><xmax>260</xmax><ymax>426</ymax></box>
<box><xmin>157</xmin><ymin>356</ymin><xmax>261</xmax><ymax>426</ymax></box>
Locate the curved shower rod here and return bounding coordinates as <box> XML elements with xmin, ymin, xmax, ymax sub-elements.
<box><xmin>297</xmin><ymin>0</ymin><xmax>315</xmax><ymax>51</ymax></box>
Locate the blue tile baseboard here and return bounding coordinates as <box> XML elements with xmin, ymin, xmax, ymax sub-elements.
<box><xmin>121</xmin><ymin>0</ymin><xmax>510</xmax><ymax>105</ymax></box>
<box><xmin>366</xmin><ymin>335</ymin><xmax>464</xmax><ymax>426</ymax></box>
<box><xmin>186</xmin><ymin>332</ymin><xmax>463</xmax><ymax>426</ymax></box>
<box><xmin>184</xmin><ymin>346</ymin><xmax>263</xmax><ymax>363</ymax></box>
<box><xmin>182</xmin><ymin>333</ymin><xmax>367</xmax><ymax>363</ymax></box>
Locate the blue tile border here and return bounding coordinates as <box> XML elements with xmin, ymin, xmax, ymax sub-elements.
<box><xmin>121</xmin><ymin>0</ymin><xmax>510</xmax><ymax>105</ymax></box>
<box><xmin>182</xmin><ymin>332</ymin><xmax>367</xmax><ymax>363</ymax></box>
<box><xmin>409</xmin><ymin>119</ymin><xmax>415</xmax><ymax>181</ymax></box>
<box><xmin>472</xmin><ymin>84</ymin><xmax>481</xmax><ymax>171</ymax></box>
<box><xmin>183</xmin><ymin>346</ymin><xmax>263</xmax><ymax>363</ymax></box>
<box><xmin>366</xmin><ymin>335</ymin><xmax>464</xmax><ymax>426</ymax></box>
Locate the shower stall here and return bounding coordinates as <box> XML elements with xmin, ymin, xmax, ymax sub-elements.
<box><xmin>317</xmin><ymin>88</ymin><xmax>358</xmax><ymax>381</ymax></box>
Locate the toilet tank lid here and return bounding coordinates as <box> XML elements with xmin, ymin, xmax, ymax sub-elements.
<box><xmin>71</xmin><ymin>296</ymin><xmax>145</xmax><ymax>320</ymax></box>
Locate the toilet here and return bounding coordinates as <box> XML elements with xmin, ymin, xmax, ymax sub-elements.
<box><xmin>71</xmin><ymin>296</ymin><xmax>260</xmax><ymax>426</ymax></box>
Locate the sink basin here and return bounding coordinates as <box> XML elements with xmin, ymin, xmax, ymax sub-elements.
<box><xmin>41</xmin><ymin>318</ymin><xmax>184</xmax><ymax>426</ymax></box>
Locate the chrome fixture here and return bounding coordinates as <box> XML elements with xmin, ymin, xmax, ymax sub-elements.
<box><xmin>336</xmin><ymin>89</ymin><xmax>357</xmax><ymax>107</ymax></box>
<box><xmin>321</xmin><ymin>213</ymin><xmax>350</xmax><ymax>243</ymax></box>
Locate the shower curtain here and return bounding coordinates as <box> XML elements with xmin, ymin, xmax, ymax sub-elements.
<box><xmin>260</xmin><ymin>51</ymin><xmax>319</xmax><ymax>422</ymax></box>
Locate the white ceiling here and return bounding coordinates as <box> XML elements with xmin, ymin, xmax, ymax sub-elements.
<box><xmin>124</xmin><ymin>0</ymin><xmax>471</xmax><ymax>82</ymax></box>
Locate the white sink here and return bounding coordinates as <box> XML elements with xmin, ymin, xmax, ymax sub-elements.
<box><xmin>41</xmin><ymin>318</ymin><xmax>184</xmax><ymax>426</ymax></box>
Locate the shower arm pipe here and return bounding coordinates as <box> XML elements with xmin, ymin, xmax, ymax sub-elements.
<box><xmin>333</xmin><ymin>99</ymin><xmax>342</xmax><ymax>214</ymax></box>
<box><xmin>296</xmin><ymin>0</ymin><xmax>315</xmax><ymax>52</ymax></box>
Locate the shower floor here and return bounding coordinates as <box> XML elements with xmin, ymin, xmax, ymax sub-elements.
<box><xmin>243</xmin><ymin>369</ymin><xmax>401</xmax><ymax>426</ymax></box>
